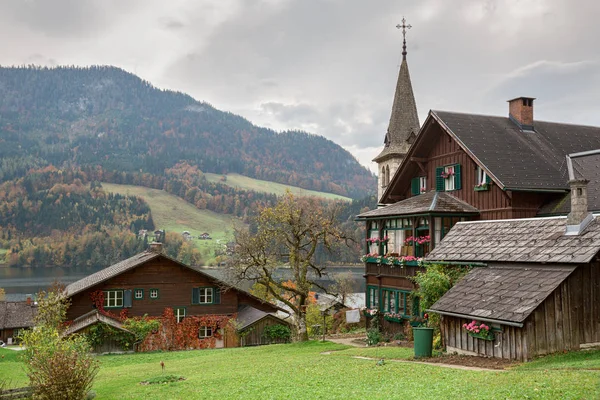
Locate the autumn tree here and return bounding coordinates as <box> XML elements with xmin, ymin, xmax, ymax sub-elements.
<box><xmin>230</xmin><ymin>192</ymin><xmax>349</xmax><ymax>341</ymax></box>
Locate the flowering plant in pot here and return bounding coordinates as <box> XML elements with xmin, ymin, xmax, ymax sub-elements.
<box><xmin>361</xmin><ymin>307</ymin><xmax>378</xmax><ymax>318</ymax></box>
<box><xmin>463</xmin><ymin>320</ymin><xmax>494</xmax><ymax>341</ymax></box>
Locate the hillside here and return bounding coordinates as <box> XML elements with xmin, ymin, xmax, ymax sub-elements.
<box><xmin>0</xmin><ymin>66</ymin><xmax>375</xmax><ymax>199</ymax></box>
<box><xmin>203</xmin><ymin>173</ymin><xmax>351</xmax><ymax>201</ymax></box>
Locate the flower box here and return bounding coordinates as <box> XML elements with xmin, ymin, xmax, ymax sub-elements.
<box><xmin>474</xmin><ymin>183</ymin><xmax>490</xmax><ymax>192</ymax></box>
<box><xmin>362</xmin><ymin>309</ymin><xmax>378</xmax><ymax>319</ymax></box>
<box><xmin>383</xmin><ymin>315</ymin><xmax>404</xmax><ymax>323</ymax></box>
<box><xmin>468</xmin><ymin>331</ymin><xmax>495</xmax><ymax>341</ymax></box>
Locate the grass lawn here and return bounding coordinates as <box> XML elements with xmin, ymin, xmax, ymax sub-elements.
<box><xmin>2</xmin><ymin>343</ymin><xmax>599</xmax><ymax>399</ymax></box>
<box><xmin>100</xmin><ymin>183</ymin><xmax>243</xmax><ymax>263</ymax></box>
<box><xmin>204</xmin><ymin>173</ymin><xmax>351</xmax><ymax>202</ymax></box>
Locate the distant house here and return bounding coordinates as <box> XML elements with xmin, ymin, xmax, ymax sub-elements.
<box><xmin>199</xmin><ymin>232</ymin><xmax>211</xmax><ymax>240</ymax></box>
<box><xmin>153</xmin><ymin>229</ymin><xmax>164</xmax><ymax>242</ymax></box>
<box><xmin>138</xmin><ymin>229</ymin><xmax>148</xmax><ymax>239</ymax></box>
<box><xmin>0</xmin><ymin>300</ymin><xmax>37</xmax><ymax>344</ymax></box>
<box><xmin>64</xmin><ymin>243</ymin><xmax>286</xmax><ymax>350</ymax></box>
<box><xmin>182</xmin><ymin>231</ymin><xmax>192</xmax><ymax>241</ymax></box>
<box><xmin>427</xmin><ymin>178</ymin><xmax>600</xmax><ymax>360</ymax></box>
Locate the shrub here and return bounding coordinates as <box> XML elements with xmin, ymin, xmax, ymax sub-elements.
<box><xmin>263</xmin><ymin>324</ymin><xmax>292</xmax><ymax>343</ymax></box>
<box><xmin>366</xmin><ymin>328</ymin><xmax>381</xmax><ymax>346</ymax></box>
<box><xmin>20</xmin><ymin>289</ymin><xmax>99</xmax><ymax>400</ymax></box>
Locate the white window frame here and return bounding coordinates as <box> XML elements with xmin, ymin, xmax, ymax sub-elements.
<box><xmin>199</xmin><ymin>326</ymin><xmax>213</xmax><ymax>338</ymax></box>
<box><xmin>175</xmin><ymin>308</ymin><xmax>186</xmax><ymax>323</ymax></box>
<box><xmin>444</xmin><ymin>166</ymin><xmax>455</xmax><ymax>191</ymax></box>
<box><xmin>104</xmin><ymin>290</ymin><xmax>123</xmax><ymax>308</ymax></box>
<box><xmin>149</xmin><ymin>289</ymin><xmax>159</xmax><ymax>299</ymax></box>
<box><xmin>476</xmin><ymin>166</ymin><xmax>487</xmax><ymax>185</ymax></box>
<box><xmin>199</xmin><ymin>288</ymin><xmax>213</xmax><ymax>304</ymax></box>
<box><xmin>134</xmin><ymin>289</ymin><xmax>143</xmax><ymax>300</ymax></box>
<box><xmin>419</xmin><ymin>176</ymin><xmax>427</xmax><ymax>193</ymax></box>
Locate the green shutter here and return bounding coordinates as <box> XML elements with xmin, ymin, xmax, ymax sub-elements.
<box><xmin>411</xmin><ymin>177</ymin><xmax>420</xmax><ymax>195</ymax></box>
<box><xmin>454</xmin><ymin>164</ymin><xmax>462</xmax><ymax>190</ymax></box>
<box><xmin>435</xmin><ymin>167</ymin><xmax>444</xmax><ymax>191</ymax></box>
<box><xmin>192</xmin><ymin>288</ymin><xmax>199</xmax><ymax>305</ymax></box>
<box><xmin>486</xmin><ymin>173</ymin><xmax>491</xmax><ymax>184</ymax></box>
<box><xmin>214</xmin><ymin>288</ymin><xmax>221</xmax><ymax>304</ymax></box>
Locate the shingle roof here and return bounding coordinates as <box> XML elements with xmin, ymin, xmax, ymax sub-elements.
<box><xmin>426</xmin><ymin>216</ymin><xmax>600</xmax><ymax>264</ymax></box>
<box><xmin>433</xmin><ymin>111</ymin><xmax>600</xmax><ymax>190</ymax></box>
<box><xmin>65</xmin><ymin>251</ymin><xmax>160</xmax><ymax>297</ymax></box>
<box><xmin>356</xmin><ymin>191</ymin><xmax>479</xmax><ymax>219</ymax></box>
<box><xmin>538</xmin><ymin>151</ymin><xmax>600</xmax><ymax>215</ymax></box>
<box><xmin>373</xmin><ymin>58</ymin><xmax>419</xmax><ymax>162</ymax></box>
<box><xmin>0</xmin><ymin>301</ymin><xmax>37</xmax><ymax>329</ymax></box>
<box><xmin>429</xmin><ymin>264</ymin><xmax>575</xmax><ymax>324</ymax></box>
<box><xmin>236</xmin><ymin>305</ymin><xmax>289</xmax><ymax>330</ymax></box>
<box><xmin>64</xmin><ymin>310</ymin><xmax>131</xmax><ymax>336</ymax></box>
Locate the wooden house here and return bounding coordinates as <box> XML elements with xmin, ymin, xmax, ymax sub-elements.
<box><xmin>357</xmin><ymin>98</ymin><xmax>600</xmax><ymax>331</ymax></box>
<box><xmin>0</xmin><ymin>301</ymin><xmax>37</xmax><ymax>344</ymax></box>
<box><xmin>64</xmin><ymin>243</ymin><xmax>287</xmax><ymax>350</ymax></box>
<box><xmin>236</xmin><ymin>305</ymin><xmax>291</xmax><ymax>346</ymax></box>
<box><xmin>426</xmin><ymin>161</ymin><xmax>600</xmax><ymax>360</ymax></box>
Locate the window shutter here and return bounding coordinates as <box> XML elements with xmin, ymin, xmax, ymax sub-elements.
<box><xmin>214</xmin><ymin>288</ymin><xmax>221</xmax><ymax>304</ymax></box>
<box><xmin>485</xmin><ymin>173</ymin><xmax>491</xmax><ymax>184</ymax></box>
<box><xmin>435</xmin><ymin>167</ymin><xmax>445</xmax><ymax>192</ymax></box>
<box><xmin>454</xmin><ymin>164</ymin><xmax>462</xmax><ymax>190</ymax></box>
<box><xmin>192</xmin><ymin>288</ymin><xmax>199</xmax><ymax>305</ymax></box>
<box><xmin>124</xmin><ymin>289</ymin><xmax>132</xmax><ymax>308</ymax></box>
<box><xmin>411</xmin><ymin>177</ymin><xmax>420</xmax><ymax>195</ymax></box>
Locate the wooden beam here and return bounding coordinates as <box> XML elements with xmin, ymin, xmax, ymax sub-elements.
<box><xmin>410</xmin><ymin>157</ymin><xmax>428</xmax><ymax>162</ymax></box>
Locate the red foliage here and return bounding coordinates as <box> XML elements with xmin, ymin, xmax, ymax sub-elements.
<box><xmin>138</xmin><ymin>308</ymin><xmax>234</xmax><ymax>352</ymax></box>
<box><xmin>89</xmin><ymin>290</ymin><xmax>126</xmax><ymax>321</ymax></box>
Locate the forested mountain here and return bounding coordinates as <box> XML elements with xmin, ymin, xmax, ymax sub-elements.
<box><xmin>0</xmin><ymin>66</ymin><xmax>375</xmax><ymax>199</ymax></box>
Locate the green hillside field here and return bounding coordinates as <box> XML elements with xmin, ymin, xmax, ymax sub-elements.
<box><xmin>204</xmin><ymin>173</ymin><xmax>352</xmax><ymax>201</ymax></box>
<box><xmin>100</xmin><ymin>183</ymin><xmax>242</xmax><ymax>260</ymax></box>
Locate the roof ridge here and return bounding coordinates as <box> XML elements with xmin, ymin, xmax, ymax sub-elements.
<box><xmin>455</xmin><ymin>215</ymin><xmax>567</xmax><ymax>225</ymax></box>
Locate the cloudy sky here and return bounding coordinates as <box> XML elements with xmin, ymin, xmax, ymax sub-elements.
<box><xmin>1</xmin><ymin>0</ymin><xmax>599</xmax><ymax>172</ymax></box>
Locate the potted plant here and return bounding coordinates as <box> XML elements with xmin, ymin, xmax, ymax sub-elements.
<box><xmin>361</xmin><ymin>308</ymin><xmax>378</xmax><ymax>319</ymax></box>
<box><xmin>463</xmin><ymin>320</ymin><xmax>495</xmax><ymax>341</ymax></box>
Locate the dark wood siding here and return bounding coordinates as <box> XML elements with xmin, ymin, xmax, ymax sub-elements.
<box><xmin>441</xmin><ymin>262</ymin><xmax>600</xmax><ymax>361</ymax></box>
<box><xmin>66</xmin><ymin>256</ymin><xmax>277</xmax><ymax>321</ymax></box>
<box><xmin>240</xmin><ymin>316</ymin><xmax>291</xmax><ymax>347</ymax></box>
<box><xmin>399</xmin><ymin>122</ymin><xmax>557</xmax><ymax>220</ymax></box>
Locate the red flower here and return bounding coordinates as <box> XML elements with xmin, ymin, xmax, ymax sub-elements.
<box><xmin>424</xmin><ymin>313</ymin><xmax>429</xmax><ymax>319</ymax></box>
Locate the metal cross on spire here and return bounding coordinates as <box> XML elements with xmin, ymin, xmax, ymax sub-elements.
<box><xmin>396</xmin><ymin>17</ymin><xmax>412</xmax><ymax>60</ymax></box>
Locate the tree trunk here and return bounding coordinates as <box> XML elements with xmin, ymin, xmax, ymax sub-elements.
<box><xmin>296</xmin><ymin>313</ymin><xmax>309</xmax><ymax>342</ymax></box>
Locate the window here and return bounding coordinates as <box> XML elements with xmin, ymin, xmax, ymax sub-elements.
<box><xmin>367</xmin><ymin>286</ymin><xmax>379</xmax><ymax>308</ymax></box>
<box><xmin>149</xmin><ymin>289</ymin><xmax>159</xmax><ymax>299</ymax></box>
<box><xmin>367</xmin><ymin>221</ymin><xmax>380</xmax><ymax>255</ymax></box>
<box><xmin>199</xmin><ymin>326</ymin><xmax>213</xmax><ymax>338</ymax></box>
<box><xmin>134</xmin><ymin>289</ymin><xmax>144</xmax><ymax>300</ymax></box>
<box><xmin>104</xmin><ymin>290</ymin><xmax>123</xmax><ymax>308</ymax></box>
<box><xmin>199</xmin><ymin>288</ymin><xmax>213</xmax><ymax>304</ymax></box>
<box><xmin>384</xmin><ymin>218</ymin><xmax>412</xmax><ymax>254</ymax></box>
<box><xmin>476</xmin><ymin>165</ymin><xmax>490</xmax><ymax>187</ymax></box>
<box><xmin>380</xmin><ymin>288</ymin><xmax>411</xmax><ymax>316</ymax></box>
<box><xmin>411</xmin><ymin>177</ymin><xmax>427</xmax><ymax>195</ymax></box>
<box><xmin>444</xmin><ymin>166</ymin><xmax>455</xmax><ymax>191</ymax></box>
<box><xmin>436</xmin><ymin>164</ymin><xmax>461</xmax><ymax>192</ymax></box>
<box><xmin>175</xmin><ymin>308</ymin><xmax>186</xmax><ymax>323</ymax></box>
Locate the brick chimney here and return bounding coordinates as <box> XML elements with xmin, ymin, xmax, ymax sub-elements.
<box><xmin>508</xmin><ymin>97</ymin><xmax>535</xmax><ymax>130</ymax></box>
<box><xmin>149</xmin><ymin>242</ymin><xmax>163</xmax><ymax>253</ymax></box>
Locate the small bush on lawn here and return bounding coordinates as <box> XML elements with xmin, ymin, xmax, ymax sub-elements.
<box><xmin>264</xmin><ymin>324</ymin><xmax>292</xmax><ymax>343</ymax></box>
<box><xmin>366</xmin><ymin>328</ymin><xmax>381</xmax><ymax>346</ymax></box>
<box><xmin>140</xmin><ymin>375</ymin><xmax>185</xmax><ymax>385</ymax></box>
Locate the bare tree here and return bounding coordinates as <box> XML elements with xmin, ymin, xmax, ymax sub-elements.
<box><xmin>330</xmin><ymin>271</ymin><xmax>357</xmax><ymax>306</ymax></box>
<box><xmin>231</xmin><ymin>192</ymin><xmax>349</xmax><ymax>341</ymax></box>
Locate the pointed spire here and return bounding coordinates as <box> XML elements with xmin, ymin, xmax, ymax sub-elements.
<box><xmin>373</xmin><ymin>19</ymin><xmax>420</xmax><ymax>163</ymax></box>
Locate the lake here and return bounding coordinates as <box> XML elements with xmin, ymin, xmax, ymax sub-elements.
<box><xmin>0</xmin><ymin>265</ymin><xmax>365</xmax><ymax>301</ymax></box>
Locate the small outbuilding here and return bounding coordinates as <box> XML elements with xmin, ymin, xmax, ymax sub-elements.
<box><xmin>236</xmin><ymin>305</ymin><xmax>292</xmax><ymax>346</ymax></box>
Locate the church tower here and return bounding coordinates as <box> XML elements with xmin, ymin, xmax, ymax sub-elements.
<box><xmin>373</xmin><ymin>18</ymin><xmax>420</xmax><ymax>202</ymax></box>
